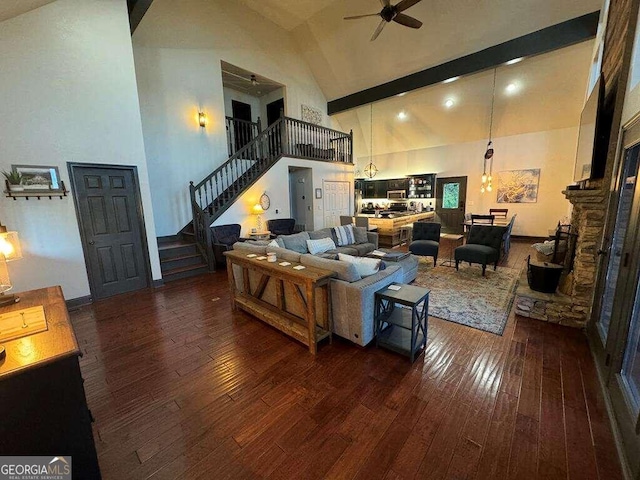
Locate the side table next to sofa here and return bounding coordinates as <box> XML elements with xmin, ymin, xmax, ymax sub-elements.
<box><xmin>375</xmin><ymin>283</ymin><xmax>430</xmax><ymax>362</ymax></box>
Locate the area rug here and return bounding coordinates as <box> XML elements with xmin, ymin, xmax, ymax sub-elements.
<box><xmin>413</xmin><ymin>258</ymin><xmax>520</xmax><ymax>335</ymax></box>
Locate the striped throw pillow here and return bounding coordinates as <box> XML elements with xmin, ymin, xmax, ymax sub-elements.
<box><xmin>333</xmin><ymin>225</ymin><xmax>355</xmax><ymax>246</ymax></box>
<box><xmin>306</xmin><ymin>237</ymin><xmax>336</xmax><ymax>255</ymax></box>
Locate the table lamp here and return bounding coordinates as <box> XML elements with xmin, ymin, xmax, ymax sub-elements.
<box><xmin>252</xmin><ymin>204</ymin><xmax>264</xmax><ymax>232</ymax></box>
<box><xmin>0</xmin><ymin>222</ymin><xmax>22</xmax><ymax>307</ymax></box>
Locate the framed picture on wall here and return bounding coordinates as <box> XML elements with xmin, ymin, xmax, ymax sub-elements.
<box><xmin>12</xmin><ymin>165</ymin><xmax>61</xmax><ymax>190</ymax></box>
<box><xmin>496</xmin><ymin>168</ymin><xmax>540</xmax><ymax>203</ymax></box>
<box><xmin>315</xmin><ymin>188</ymin><xmax>322</xmax><ymax>199</ymax></box>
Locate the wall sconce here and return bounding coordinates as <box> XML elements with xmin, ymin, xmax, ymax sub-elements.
<box><xmin>198</xmin><ymin>111</ymin><xmax>207</xmax><ymax>128</ymax></box>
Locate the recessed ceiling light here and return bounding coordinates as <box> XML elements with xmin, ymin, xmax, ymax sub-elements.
<box><xmin>444</xmin><ymin>98</ymin><xmax>455</xmax><ymax>108</ymax></box>
<box><xmin>397</xmin><ymin>111</ymin><xmax>407</xmax><ymax>120</ymax></box>
<box><xmin>505</xmin><ymin>83</ymin><xmax>518</xmax><ymax>94</ymax></box>
<box><xmin>505</xmin><ymin>57</ymin><xmax>524</xmax><ymax>65</ymax></box>
<box><xmin>397</xmin><ymin>92</ymin><xmax>407</xmax><ymax>97</ymax></box>
<box><xmin>443</xmin><ymin>76</ymin><xmax>459</xmax><ymax>84</ymax></box>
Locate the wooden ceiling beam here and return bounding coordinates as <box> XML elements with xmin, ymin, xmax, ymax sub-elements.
<box><xmin>327</xmin><ymin>11</ymin><xmax>600</xmax><ymax>115</ymax></box>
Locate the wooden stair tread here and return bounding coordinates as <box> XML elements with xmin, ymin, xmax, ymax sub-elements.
<box><xmin>162</xmin><ymin>263</ymin><xmax>209</xmax><ymax>276</ymax></box>
<box><xmin>158</xmin><ymin>240</ymin><xmax>197</xmax><ymax>251</ymax></box>
<box><xmin>160</xmin><ymin>253</ymin><xmax>202</xmax><ymax>264</ymax></box>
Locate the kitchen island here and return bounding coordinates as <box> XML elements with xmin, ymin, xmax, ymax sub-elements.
<box><xmin>360</xmin><ymin>211</ymin><xmax>435</xmax><ymax>247</ymax></box>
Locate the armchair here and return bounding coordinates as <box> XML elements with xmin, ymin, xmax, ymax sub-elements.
<box><xmin>266</xmin><ymin>218</ymin><xmax>295</xmax><ymax>236</ymax></box>
<box><xmin>211</xmin><ymin>224</ymin><xmax>241</xmax><ymax>264</ymax></box>
<box><xmin>409</xmin><ymin>222</ymin><xmax>441</xmax><ymax>266</ymax></box>
<box><xmin>455</xmin><ymin>225</ymin><xmax>507</xmax><ymax>276</ymax></box>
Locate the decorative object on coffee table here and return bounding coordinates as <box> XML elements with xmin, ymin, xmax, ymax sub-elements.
<box><xmin>375</xmin><ymin>283</ymin><xmax>430</xmax><ymax>362</ymax></box>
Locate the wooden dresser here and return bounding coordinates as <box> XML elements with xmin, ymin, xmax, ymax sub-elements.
<box><xmin>0</xmin><ymin>287</ymin><xmax>101</xmax><ymax>479</ymax></box>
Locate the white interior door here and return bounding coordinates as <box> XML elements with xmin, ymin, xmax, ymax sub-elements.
<box><xmin>323</xmin><ymin>180</ymin><xmax>350</xmax><ymax>227</ymax></box>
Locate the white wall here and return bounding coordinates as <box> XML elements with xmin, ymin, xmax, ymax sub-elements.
<box><xmin>214</xmin><ymin>158</ymin><xmax>353</xmax><ymax>235</ymax></box>
<box><xmin>133</xmin><ymin>0</ymin><xmax>330</xmax><ymax>236</ymax></box>
<box><xmin>356</xmin><ymin>127</ymin><xmax>577</xmax><ymax>237</ymax></box>
<box><xmin>0</xmin><ymin>0</ymin><xmax>161</xmax><ymax>300</ymax></box>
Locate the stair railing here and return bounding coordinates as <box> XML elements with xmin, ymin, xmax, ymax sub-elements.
<box><xmin>190</xmin><ymin>114</ymin><xmax>353</xmax><ymax>270</ymax></box>
<box><xmin>225</xmin><ymin>116</ymin><xmax>261</xmax><ymax>157</ymax></box>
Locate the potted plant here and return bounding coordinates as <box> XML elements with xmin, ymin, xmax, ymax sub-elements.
<box><xmin>3</xmin><ymin>171</ymin><xmax>24</xmax><ymax>191</ymax></box>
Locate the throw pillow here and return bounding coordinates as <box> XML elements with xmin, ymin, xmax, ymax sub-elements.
<box><xmin>268</xmin><ymin>239</ymin><xmax>280</xmax><ymax>249</ymax></box>
<box><xmin>338</xmin><ymin>253</ymin><xmax>381</xmax><ymax>278</ymax></box>
<box><xmin>333</xmin><ymin>225</ymin><xmax>355</xmax><ymax>247</ymax></box>
<box><xmin>306</xmin><ymin>237</ymin><xmax>336</xmax><ymax>255</ymax></box>
<box><xmin>352</xmin><ymin>226</ymin><xmax>368</xmax><ymax>244</ymax></box>
<box><xmin>279</xmin><ymin>231</ymin><xmax>310</xmax><ymax>254</ymax></box>
<box><xmin>308</xmin><ymin>229</ymin><xmax>333</xmax><ymax>240</ymax></box>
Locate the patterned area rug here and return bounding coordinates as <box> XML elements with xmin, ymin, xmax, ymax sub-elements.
<box><xmin>413</xmin><ymin>258</ymin><xmax>520</xmax><ymax>335</ymax></box>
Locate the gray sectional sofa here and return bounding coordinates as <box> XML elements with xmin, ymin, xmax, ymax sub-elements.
<box><xmin>232</xmin><ymin>226</ymin><xmax>418</xmax><ymax>346</ymax></box>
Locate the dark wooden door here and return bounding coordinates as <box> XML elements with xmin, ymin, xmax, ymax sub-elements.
<box><xmin>71</xmin><ymin>165</ymin><xmax>150</xmax><ymax>299</ymax></box>
<box><xmin>435</xmin><ymin>176</ymin><xmax>467</xmax><ymax>234</ymax></box>
<box><xmin>231</xmin><ymin>100</ymin><xmax>252</xmax><ymax>151</ymax></box>
<box><xmin>267</xmin><ymin>98</ymin><xmax>284</xmax><ymax>126</ymax></box>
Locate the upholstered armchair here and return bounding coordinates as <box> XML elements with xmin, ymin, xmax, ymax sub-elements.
<box><xmin>266</xmin><ymin>218</ymin><xmax>295</xmax><ymax>236</ymax></box>
<box><xmin>408</xmin><ymin>222</ymin><xmax>441</xmax><ymax>266</ymax></box>
<box><xmin>211</xmin><ymin>224</ymin><xmax>241</xmax><ymax>264</ymax></box>
<box><xmin>455</xmin><ymin>225</ymin><xmax>507</xmax><ymax>275</ymax></box>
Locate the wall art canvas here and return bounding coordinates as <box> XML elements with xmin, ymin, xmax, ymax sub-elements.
<box><xmin>301</xmin><ymin>104</ymin><xmax>322</xmax><ymax>125</ymax></box>
<box><xmin>496</xmin><ymin>169</ymin><xmax>540</xmax><ymax>203</ymax></box>
<box><xmin>12</xmin><ymin>165</ymin><xmax>61</xmax><ymax>190</ymax></box>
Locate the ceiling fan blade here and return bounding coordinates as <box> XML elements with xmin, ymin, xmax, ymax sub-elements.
<box><xmin>344</xmin><ymin>13</ymin><xmax>380</xmax><ymax>20</ymax></box>
<box><xmin>371</xmin><ymin>19</ymin><xmax>387</xmax><ymax>41</ymax></box>
<box><xmin>380</xmin><ymin>0</ymin><xmax>391</xmax><ymax>7</ymax></box>
<box><xmin>395</xmin><ymin>0</ymin><xmax>422</xmax><ymax>13</ymax></box>
<box><xmin>393</xmin><ymin>13</ymin><xmax>422</xmax><ymax>28</ymax></box>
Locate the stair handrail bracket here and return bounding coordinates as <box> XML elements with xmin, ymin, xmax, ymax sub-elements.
<box><xmin>189</xmin><ymin>115</ymin><xmax>352</xmax><ymax>271</ymax></box>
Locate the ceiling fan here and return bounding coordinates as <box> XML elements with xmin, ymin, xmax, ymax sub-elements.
<box><xmin>344</xmin><ymin>0</ymin><xmax>423</xmax><ymax>41</ymax></box>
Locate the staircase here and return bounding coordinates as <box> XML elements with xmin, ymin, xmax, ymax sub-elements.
<box><xmin>188</xmin><ymin>114</ymin><xmax>354</xmax><ymax>272</ymax></box>
<box><xmin>158</xmin><ymin>235</ymin><xmax>209</xmax><ymax>281</ymax></box>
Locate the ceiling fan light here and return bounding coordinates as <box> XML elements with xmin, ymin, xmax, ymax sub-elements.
<box><xmin>481</xmin><ymin>173</ymin><xmax>487</xmax><ymax>183</ymax></box>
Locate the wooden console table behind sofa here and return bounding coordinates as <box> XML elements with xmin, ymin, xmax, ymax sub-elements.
<box><xmin>224</xmin><ymin>250</ymin><xmax>334</xmax><ymax>354</ymax></box>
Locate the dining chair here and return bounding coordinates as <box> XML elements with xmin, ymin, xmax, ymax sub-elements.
<box><xmin>340</xmin><ymin>215</ymin><xmax>353</xmax><ymax>226</ymax></box>
<box><xmin>471</xmin><ymin>214</ymin><xmax>495</xmax><ymax>225</ymax></box>
<box><xmin>489</xmin><ymin>208</ymin><xmax>509</xmax><ymax>219</ymax></box>
<box><xmin>355</xmin><ymin>215</ymin><xmax>377</xmax><ymax>231</ymax></box>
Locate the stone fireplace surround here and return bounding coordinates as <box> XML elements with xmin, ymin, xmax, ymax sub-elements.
<box><xmin>515</xmin><ymin>188</ymin><xmax>606</xmax><ymax>328</ymax></box>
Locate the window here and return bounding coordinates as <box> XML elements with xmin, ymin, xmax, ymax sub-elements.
<box><xmin>443</xmin><ymin>183</ymin><xmax>459</xmax><ymax>209</ymax></box>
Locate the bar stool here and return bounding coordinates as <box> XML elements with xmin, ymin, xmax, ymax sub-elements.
<box><xmin>399</xmin><ymin>223</ymin><xmax>413</xmax><ymax>246</ymax></box>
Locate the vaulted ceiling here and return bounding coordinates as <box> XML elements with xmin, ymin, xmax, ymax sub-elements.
<box><xmin>0</xmin><ymin>0</ymin><xmax>56</xmax><ymax>23</ymax></box>
<box><xmin>241</xmin><ymin>0</ymin><xmax>601</xmax><ymax>101</ymax></box>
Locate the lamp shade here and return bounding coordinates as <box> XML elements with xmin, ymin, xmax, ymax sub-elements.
<box><xmin>252</xmin><ymin>204</ymin><xmax>264</xmax><ymax>214</ymax></box>
<box><xmin>0</xmin><ymin>231</ymin><xmax>21</xmax><ymax>261</ymax></box>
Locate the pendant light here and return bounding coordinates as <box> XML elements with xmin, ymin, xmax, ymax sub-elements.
<box><xmin>364</xmin><ymin>103</ymin><xmax>378</xmax><ymax>179</ymax></box>
<box><xmin>481</xmin><ymin>69</ymin><xmax>497</xmax><ymax>193</ymax></box>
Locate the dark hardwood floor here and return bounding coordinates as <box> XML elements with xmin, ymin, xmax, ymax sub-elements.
<box><xmin>70</xmin><ymin>239</ymin><xmax>623</xmax><ymax>479</ymax></box>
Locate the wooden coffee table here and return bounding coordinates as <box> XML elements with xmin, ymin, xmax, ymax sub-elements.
<box><xmin>224</xmin><ymin>250</ymin><xmax>333</xmax><ymax>354</ymax></box>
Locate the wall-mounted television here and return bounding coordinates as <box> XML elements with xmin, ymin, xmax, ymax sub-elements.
<box><xmin>573</xmin><ymin>76</ymin><xmax>612</xmax><ymax>183</ymax></box>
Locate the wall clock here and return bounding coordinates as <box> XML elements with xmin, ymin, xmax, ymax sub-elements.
<box><xmin>259</xmin><ymin>192</ymin><xmax>270</xmax><ymax>210</ymax></box>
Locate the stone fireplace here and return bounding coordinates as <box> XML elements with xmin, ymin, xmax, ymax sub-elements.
<box><xmin>515</xmin><ymin>188</ymin><xmax>607</xmax><ymax>328</ymax></box>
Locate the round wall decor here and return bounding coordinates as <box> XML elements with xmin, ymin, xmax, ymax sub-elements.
<box><xmin>259</xmin><ymin>192</ymin><xmax>270</xmax><ymax>210</ymax></box>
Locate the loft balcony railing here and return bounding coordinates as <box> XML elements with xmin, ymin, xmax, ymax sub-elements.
<box><xmin>190</xmin><ymin>114</ymin><xmax>353</xmax><ymax>270</ymax></box>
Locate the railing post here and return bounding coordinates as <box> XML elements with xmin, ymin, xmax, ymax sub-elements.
<box><xmin>204</xmin><ymin>212</ymin><xmax>215</xmax><ymax>271</ymax></box>
<box><xmin>280</xmin><ymin>117</ymin><xmax>288</xmax><ymax>156</ymax></box>
<box><xmin>257</xmin><ymin>117</ymin><xmax>262</xmax><ymax>133</ymax></box>
<box><xmin>349</xmin><ymin>129</ymin><xmax>353</xmax><ymax>163</ymax></box>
